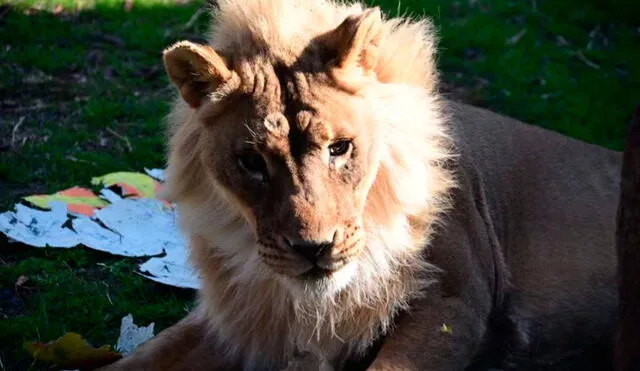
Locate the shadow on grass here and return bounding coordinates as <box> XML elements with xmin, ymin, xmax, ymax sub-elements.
<box><xmin>0</xmin><ymin>0</ymin><xmax>638</xmax><ymax>369</ymax></box>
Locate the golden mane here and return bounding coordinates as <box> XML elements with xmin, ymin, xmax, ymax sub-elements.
<box><xmin>161</xmin><ymin>0</ymin><xmax>454</xmax><ymax>368</ymax></box>
<box><xmin>206</xmin><ymin>0</ymin><xmax>439</xmax><ymax>91</ymax></box>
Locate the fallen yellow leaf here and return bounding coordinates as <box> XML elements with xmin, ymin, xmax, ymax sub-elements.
<box><xmin>24</xmin><ymin>332</ymin><xmax>122</xmax><ymax>370</ymax></box>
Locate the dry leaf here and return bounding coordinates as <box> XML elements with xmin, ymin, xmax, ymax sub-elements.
<box><xmin>24</xmin><ymin>332</ymin><xmax>122</xmax><ymax>370</ymax></box>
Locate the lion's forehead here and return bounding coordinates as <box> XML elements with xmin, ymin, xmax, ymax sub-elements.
<box><xmin>235</xmin><ymin>60</ymin><xmax>355</xmax><ymax>150</ymax></box>
<box><xmin>253</xmin><ymin>113</ymin><xmax>334</xmax><ymax>161</ymax></box>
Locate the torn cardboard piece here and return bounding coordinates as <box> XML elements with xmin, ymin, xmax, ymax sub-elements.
<box><xmin>0</xmin><ymin>169</ymin><xmax>201</xmax><ymax>290</ymax></box>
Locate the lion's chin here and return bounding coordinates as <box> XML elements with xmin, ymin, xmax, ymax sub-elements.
<box><xmin>278</xmin><ymin>262</ymin><xmax>358</xmax><ymax>299</ymax></box>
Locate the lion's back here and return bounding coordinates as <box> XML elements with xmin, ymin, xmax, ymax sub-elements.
<box><xmin>445</xmin><ymin>100</ymin><xmax>621</xmax><ymax>368</ymax></box>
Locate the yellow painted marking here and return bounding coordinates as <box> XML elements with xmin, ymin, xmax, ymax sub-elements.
<box><xmin>91</xmin><ymin>172</ymin><xmax>159</xmax><ymax>199</ymax></box>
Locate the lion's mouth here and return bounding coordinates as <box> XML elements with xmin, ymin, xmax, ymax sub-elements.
<box><xmin>297</xmin><ymin>266</ymin><xmax>333</xmax><ymax>281</ymax></box>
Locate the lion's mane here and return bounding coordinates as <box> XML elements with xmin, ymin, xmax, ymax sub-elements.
<box><xmin>161</xmin><ymin>0</ymin><xmax>455</xmax><ymax>368</ymax></box>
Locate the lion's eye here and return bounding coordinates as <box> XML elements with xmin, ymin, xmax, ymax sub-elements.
<box><xmin>237</xmin><ymin>152</ymin><xmax>269</xmax><ymax>182</ymax></box>
<box><xmin>328</xmin><ymin>140</ymin><xmax>352</xmax><ymax>157</ymax></box>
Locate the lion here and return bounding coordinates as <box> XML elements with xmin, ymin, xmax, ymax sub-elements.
<box><xmin>98</xmin><ymin>0</ymin><xmax>623</xmax><ymax>370</ymax></box>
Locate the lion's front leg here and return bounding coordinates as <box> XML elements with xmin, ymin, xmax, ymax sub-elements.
<box><xmin>367</xmin><ymin>296</ymin><xmax>486</xmax><ymax>371</ymax></box>
<box><xmin>96</xmin><ymin>309</ymin><xmax>240</xmax><ymax>371</ymax></box>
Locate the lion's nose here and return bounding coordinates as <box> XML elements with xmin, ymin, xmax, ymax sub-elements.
<box><xmin>284</xmin><ymin>232</ymin><xmax>337</xmax><ymax>264</ymax></box>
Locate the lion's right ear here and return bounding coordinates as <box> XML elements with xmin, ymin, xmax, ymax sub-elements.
<box><xmin>162</xmin><ymin>41</ymin><xmax>233</xmax><ymax>108</ymax></box>
<box><xmin>320</xmin><ymin>7</ymin><xmax>384</xmax><ymax>92</ymax></box>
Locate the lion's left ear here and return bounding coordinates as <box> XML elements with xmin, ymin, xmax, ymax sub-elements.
<box><xmin>322</xmin><ymin>7</ymin><xmax>384</xmax><ymax>91</ymax></box>
<box><xmin>162</xmin><ymin>41</ymin><xmax>234</xmax><ymax>108</ymax></box>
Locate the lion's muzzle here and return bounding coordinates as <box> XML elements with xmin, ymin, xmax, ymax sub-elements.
<box><xmin>283</xmin><ymin>232</ymin><xmax>336</xmax><ymax>266</ymax></box>
<box><xmin>257</xmin><ymin>219</ymin><xmax>365</xmax><ymax>281</ymax></box>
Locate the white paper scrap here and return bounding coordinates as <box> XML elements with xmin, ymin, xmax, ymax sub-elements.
<box><xmin>99</xmin><ymin>188</ymin><xmax>123</xmax><ymax>204</ymax></box>
<box><xmin>144</xmin><ymin>168</ymin><xmax>165</xmax><ymax>181</ymax></box>
<box><xmin>73</xmin><ymin>198</ymin><xmax>172</xmax><ymax>257</ymax></box>
<box><xmin>138</xmin><ymin>259</ymin><xmax>200</xmax><ymax>289</ymax></box>
<box><xmin>138</xmin><ymin>245</ymin><xmax>201</xmax><ymax>289</ymax></box>
<box><xmin>0</xmin><ymin>202</ymin><xmax>80</xmax><ymax>248</ymax></box>
<box><xmin>115</xmin><ymin>314</ymin><xmax>155</xmax><ymax>356</ymax></box>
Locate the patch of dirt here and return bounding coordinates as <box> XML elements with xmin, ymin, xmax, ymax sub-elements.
<box><xmin>0</xmin><ymin>287</ymin><xmax>24</xmax><ymax>317</ymax></box>
<box><xmin>0</xmin><ymin>62</ymin><xmax>88</xmax><ymax>154</ymax></box>
<box><xmin>0</xmin><ymin>181</ymin><xmax>48</xmax><ymax>216</ymax></box>
<box><xmin>0</xmin><ymin>276</ymin><xmax>37</xmax><ymax>319</ymax></box>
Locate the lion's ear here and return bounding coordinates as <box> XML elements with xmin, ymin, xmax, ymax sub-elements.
<box><xmin>162</xmin><ymin>41</ymin><xmax>233</xmax><ymax>108</ymax></box>
<box><xmin>323</xmin><ymin>7</ymin><xmax>384</xmax><ymax>90</ymax></box>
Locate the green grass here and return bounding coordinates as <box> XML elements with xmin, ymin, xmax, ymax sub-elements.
<box><xmin>0</xmin><ymin>0</ymin><xmax>638</xmax><ymax>369</ymax></box>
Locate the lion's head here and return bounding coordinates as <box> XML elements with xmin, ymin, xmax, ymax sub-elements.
<box><xmin>159</xmin><ymin>0</ymin><xmax>454</xmax><ymax>363</ymax></box>
<box><xmin>161</xmin><ymin>1</ymin><xmax>452</xmax><ymax>297</ymax></box>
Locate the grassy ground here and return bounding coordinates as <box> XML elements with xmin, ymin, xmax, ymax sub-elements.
<box><xmin>0</xmin><ymin>0</ymin><xmax>638</xmax><ymax>369</ymax></box>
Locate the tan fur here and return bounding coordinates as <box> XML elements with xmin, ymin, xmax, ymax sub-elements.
<box><xmin>98</xmin><ymin>1</ymin><xmax>622</xmax><ymax>370</ymax></box>
<box><xmin>159</xmin><ymin>1</ymin><xmax>453</xmax><ymax>368</ymax></box>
